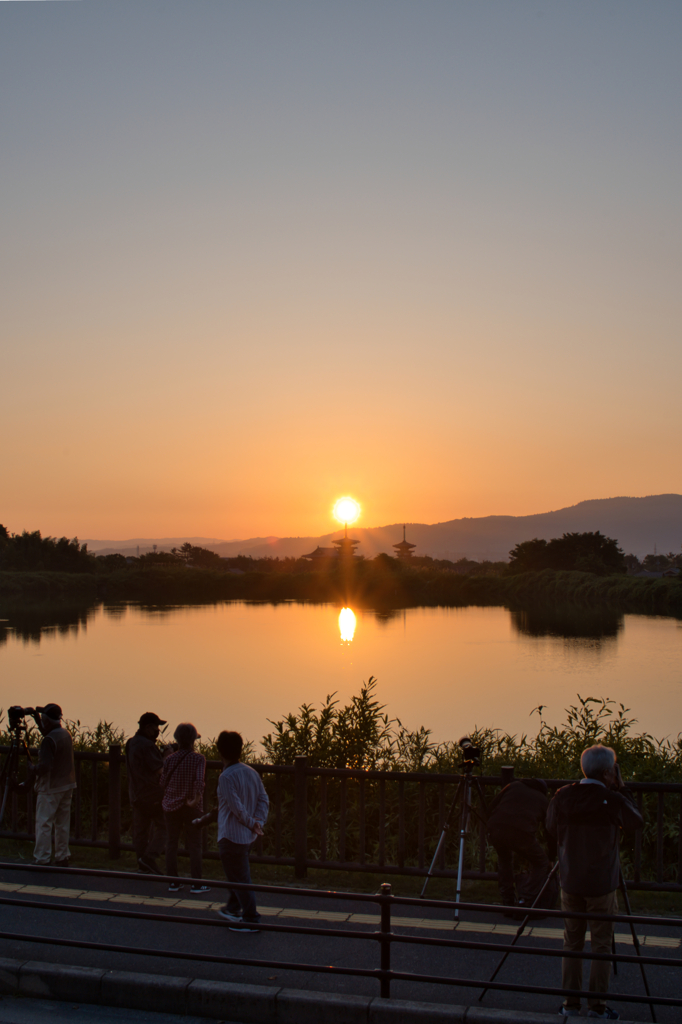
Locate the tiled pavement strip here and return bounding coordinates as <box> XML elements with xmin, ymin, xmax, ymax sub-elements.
<box><xmin>1</xmin><ymin>880</ymin><xmax>679</xmax><ymax>949</ymax></box>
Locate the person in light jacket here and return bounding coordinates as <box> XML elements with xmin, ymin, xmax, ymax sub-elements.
<box><xmin>193</xmin><ymin>730</ymin><xmax>268</xmax><ymax>931</ymax></box>
<box><xmin>29</xmin><ymin>704</ymin><xmax>76</xmax><ymax>867</ymax></box>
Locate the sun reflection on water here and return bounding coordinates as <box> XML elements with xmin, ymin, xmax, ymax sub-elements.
<box><xmin>338</xmin><ymin>607</ymin><xmax>356</xmax><ymax>643</ymax></box>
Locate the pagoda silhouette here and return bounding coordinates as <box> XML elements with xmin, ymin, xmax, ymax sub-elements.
<box><xmin>332</xmin><ymin>522</ymin><xmax>361</xmax><ymax>559</ymax></box>
<box><xmin>302</xmin><ymin>522</ymin><xmax>361</xmax><ymax>563</ymax></box>
<box><xmin>393</xmin><ymin>525</ymin><xmax>416</xmax><ymax>561</ymax></box>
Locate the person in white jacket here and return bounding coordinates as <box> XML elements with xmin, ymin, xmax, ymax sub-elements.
<box><xmin>29</xmin><ymin>703</ymin><xmax>76</xmax><ymax>866</ymax></box>
<box><xmin>193</xmin><ymin>730</ymin><xmax>268</xmax><ymax>931</ymax></box>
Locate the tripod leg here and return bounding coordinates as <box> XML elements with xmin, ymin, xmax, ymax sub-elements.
<box><xmin>420</xmin><ymin>779</ymin><xmax>464</xmax><ymax>898</ymax></box>
<box><xmin>0</xmin><ymin>779</ymin><xmax>11</xmax><ymax>827</ymax></box>
<box><xmin>619</xmin><ymin>873</ymin><xmax>657</xmax><ymax>1023</ymax></box>
<box><xmin>454</xmin><ymin>776</ymin><xmax>473</xmax><ymax>918</ymax></box>
<box><xmin>478</xmin><ymin>860</ymin><xmax>560</xmax><ymax>1001</ymax></box>
<box><xmin>0</xmin><ymin>741</ymin><xmax>18</xmax><ymax>826</ymax></box>
<box><xmin>473</xmin><ymin>775</ymin><xmax>490</xmax><ymax>818</ymax></box>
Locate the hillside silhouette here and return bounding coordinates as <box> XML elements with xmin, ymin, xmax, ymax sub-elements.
<box><xmin>87</xmin><ymin>494</ymin><xmax>682</xmax><ymax>560</ymax></box>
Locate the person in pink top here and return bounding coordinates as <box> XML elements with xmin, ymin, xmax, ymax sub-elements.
<box><xmin>160</xmin><ymin>723</ymin><xmax>210</xmax><ymax>894</ymax></box>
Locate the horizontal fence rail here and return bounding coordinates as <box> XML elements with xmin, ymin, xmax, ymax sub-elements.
<box><xmin>0</xmin><ymin>860</ymin><xmax>681</xmax><ymax>1012</ymax></box>
<box><xmin>1</xmin><ymin>747</ymin><xmax>681</xmax><ymax>891</ymax></box>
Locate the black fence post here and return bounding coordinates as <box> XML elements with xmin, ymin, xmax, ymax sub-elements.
<box><xmin>379</xmin><ymin>882</ymin><xmax>392</xmax><ymax>998</ymax></box>
<box><xmin>294</xmin><ymin>755</ymin><xmax>308</xmax><ymax>878</ymax></box>
<box><xmin>500</xmin><ymin>766</ymin><xmax>515</xmax><ymax>787</ymax></box>
<box><xmin>108</xmin><ymin>745</ymin><xmax>122</xmax><ymax>860</ymax></box>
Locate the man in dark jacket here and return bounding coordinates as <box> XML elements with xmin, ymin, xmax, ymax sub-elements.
<box><xmin>125</xmin><ymin>712</ymin><xmax>167</xmax><ymax>874</ymax></box>
<box><xmin>487</xmin><ymin>778</ymin><xmax>551</xmax><ymax>911</ymax></box>
<box><xmin>546</xmin><ymin>744</ymin><xmax>643</xmax><ymax>1020</ymax></box>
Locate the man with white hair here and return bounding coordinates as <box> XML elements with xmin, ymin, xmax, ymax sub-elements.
<box><xmin>546</xmin><ymin>744</ymin><xmax>643</xmax><ymax>1020</ymax></box>
<box><xmin>28</xmin><ymin>703</ymin><xmax>76</xmax><ymax>867</ymax></box>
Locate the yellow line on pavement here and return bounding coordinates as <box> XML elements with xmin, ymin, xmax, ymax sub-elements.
<box><xmin>0</xmin><ymin>880</ymin><xmax>678</xmax><ymax>948</ymax></box>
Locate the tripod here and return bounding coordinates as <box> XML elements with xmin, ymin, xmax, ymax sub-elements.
<box><xmin>0</xmin><ymin>719</ymin><xmax>34</xmax><ymax>827</ymax></box>
<box><xmin>479</xmin><ymin>860</ymin><xmax>559</xmax><ymax>1001</ymax></box>
<box><xmin>420</xmin><ymin>767</ymin><xmax>488</xmax><ymax>917</ymax></box>
<box><xmin>480</xmin><ymin>862</ymin><xmax>657</xmax><ymax>1023</ymax></box>
<box><xmin>620</xmin><ymin>870</ymin><xmax>657</xmax><ymax>1023</ymax></box>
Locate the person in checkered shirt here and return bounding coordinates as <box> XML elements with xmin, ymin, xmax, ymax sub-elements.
<box><xmin>160</xmin><ymin>723</ymin><xmax>210</xmax><ymax>894</ymax></box>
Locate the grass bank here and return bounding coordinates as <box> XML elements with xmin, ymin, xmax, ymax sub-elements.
<box><xmin>0</xmin><ymin>571</ymin><xmax>98</xmax><ymax>601</ymax></box>
<box><xmin>2</xmin><ymin>565</ymin><xmax>681</xmax><ymax>615</ymax></box>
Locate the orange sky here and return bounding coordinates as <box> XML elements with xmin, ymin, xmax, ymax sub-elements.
<box><xmin>2</xmin><ymin>3</ymin><xmax>681</xmax><ymax>541</ymax></box>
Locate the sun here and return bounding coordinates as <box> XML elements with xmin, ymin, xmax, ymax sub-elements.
<box><xmin>333</xmin><ymin>497</ymin><xmax>361</xmax><ymax>525</ymax></box>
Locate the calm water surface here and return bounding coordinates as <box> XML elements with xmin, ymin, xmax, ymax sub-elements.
<box><xmin>2</xmin><ymin>602</ymin><xmax>681</xmax><ymax>746</ymax></box>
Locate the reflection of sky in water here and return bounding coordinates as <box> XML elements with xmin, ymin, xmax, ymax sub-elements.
<box><xmin>1</xmin><ymin>603</ymin><xmax>681</xmax><ymax>745</ymax></box>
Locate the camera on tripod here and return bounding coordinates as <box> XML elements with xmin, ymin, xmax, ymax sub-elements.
<box><xmin>459</xmin><ymin>736</ymin><xmax>481</xmax><ymax>773</ymax></box>
<box><xmin>1</xmin><ymin>708</ymin><xmax>40</xmax><ymax>824</ymax></box>
<box><xmin>8</xmin><ymin>706</ymin><xmax>39</xmax><ymax>731</ymax></box>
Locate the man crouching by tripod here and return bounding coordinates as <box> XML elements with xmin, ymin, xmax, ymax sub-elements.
<box><xmin>487</xmin><ymin>777</ymin><xmax>552</xmax><ymax>915</ymax></box>
<box><xmin>546</xmin><ymin>744</ymin><xmax>643</xmax><ymax>1020</ymax></box>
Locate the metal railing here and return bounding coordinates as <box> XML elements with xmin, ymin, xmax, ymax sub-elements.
<box><xmin>2</xmin><ymin>747</ymin><xmax>681</xmax><ymax>890</ymax></box>
<box><xmin>0</xmin><ymin>860</ymin><xmax>681</xmax><ymax>1015</ymax></box>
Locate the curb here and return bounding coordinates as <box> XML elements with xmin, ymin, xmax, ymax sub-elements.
<box><xmin>0</xmin><ymin>957</ymin><xmax>637</xmax><ymax>1024</ymax></box>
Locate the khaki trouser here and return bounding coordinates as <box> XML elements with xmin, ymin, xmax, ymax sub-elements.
<box><xmin>34</xmin><ymin>790</ymin><xmax>73</xmax><ymax>865</ymax></box>
<box><xmin>561</xmin><ymin>888</ymin><xmax>618</xmax><ymax>1013</ymax></box>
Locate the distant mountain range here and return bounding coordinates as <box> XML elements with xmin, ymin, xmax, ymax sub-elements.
<box><xmin>85</xmin><ymin>494</ymin><xmax>682</xmax><ymax>561</ymax></box>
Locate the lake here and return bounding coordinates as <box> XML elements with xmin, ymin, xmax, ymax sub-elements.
<box><xmin>2</xmin><ymin>601</ymin><xmax>681</xmax><ymax>747</ymax></box>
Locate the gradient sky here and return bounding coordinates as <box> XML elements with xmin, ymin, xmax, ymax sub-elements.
<box><xmin>2</xmin><ymin>1</ymin><xmax>681</xmax><ymax>540</ymax></box>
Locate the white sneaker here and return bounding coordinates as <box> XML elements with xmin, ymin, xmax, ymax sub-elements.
<box><xmin>190</xmin><ymin>885</ymin><xmax>211</xmax><ymax>894</ymax></box>
<box><xmin>217</xmin><ymin>907</ymin><xmax>242</xmax><ymax>923</ymax></box>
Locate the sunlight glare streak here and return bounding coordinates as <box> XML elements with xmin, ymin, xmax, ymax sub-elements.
<box><xmin>338</xmin><ymin>607</ymin><xmax>357</xmax><ymax>643</ymax></box>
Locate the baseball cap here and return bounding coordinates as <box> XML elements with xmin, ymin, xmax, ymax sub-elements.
<box><xmin>35</xmin><ymin>703</ymin><xmax>63</xmax><ymax>721</ymax></box>
<box><xmin>138</xmin><ymin>712</ymin><xmax>167</xmax><ymax>728</ymax></box>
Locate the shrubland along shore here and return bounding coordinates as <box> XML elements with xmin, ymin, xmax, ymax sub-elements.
<box><xmin>1</xmin><ymin>563</ymin><xmax>681</xmax><ymax>615</ymax></box>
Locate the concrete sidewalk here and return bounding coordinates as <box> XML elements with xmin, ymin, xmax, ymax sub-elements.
<box><xmin>0</xmin><ymin>995</ymin><xmax>210</xmax><ymax>1024</ymax></box>
<box><xmin>0</xmin><ymin>957</ymin><xmax>641</xmax><ymax>1024</ymax></box>
<box><xmin>0</xmin><ymin>866</ymin><xmax>677</xmax><ymax>1022</ymax></box>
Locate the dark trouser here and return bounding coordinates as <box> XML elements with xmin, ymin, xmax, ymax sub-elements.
<box><xmin>218</xmin><ymin>838</ymin><xmax>259</xmax><ymax>922</ymax></box>
<box><xmin>488</xmin><ymin>826</ymin><xmax>549</xmax><ymax>904</ymax></box>
<box><xmin>131</xmin><ymin>799</ymin><xmax>166</xmax><ymax>861</ymax></box>
<box><xmin>561</xmin><ymin>888</ymin><xmax>618</xmax><ymax>1013</ymax></box>
<box><xmin>165</xmin><ymin>806</ymin><xmax>203</xmax><ymax>880</ymax></box>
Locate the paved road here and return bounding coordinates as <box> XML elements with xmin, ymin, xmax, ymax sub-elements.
<box><xmin>0</xmin><ymin>866</ymin><xmax>680</xmax><ymax>1022</ymax></box>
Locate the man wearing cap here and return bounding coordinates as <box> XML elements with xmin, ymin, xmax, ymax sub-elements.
<box><xmin>125</xmin><ymin>712</ymin><xmax>168</xmax><ymax>874</ymax></box>
<box><xmin>30</xmin><ymin>704</ymin><xmax>76</xmax><ymax>867</ymax></box>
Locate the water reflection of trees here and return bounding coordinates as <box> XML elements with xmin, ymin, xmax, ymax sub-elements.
<box><xmin>0</xmin><ymin>602</ymin><xmax>98</xmax><ymax>646</ymax></box>
<box><xmin>510</xmin><ymin>604</ymin><xmax>623</xmax><ymax>642</ymax></box>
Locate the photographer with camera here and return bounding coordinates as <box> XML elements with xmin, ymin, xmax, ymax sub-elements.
<box><xmin>125</xmin><ymin>711</ymin><xmax>168</xmax><ymax>875</ymax></box>
<box><xmin>546</xmin><ymin>744</ymin><xmax>643</xmax><ymax>1020</ymax></box>
<box><xmin>29</xmin><ymin>704</ymin><xmax>76</xmax><ymax>867</ymax></box>
<box><xmin>486</xmin><ymin>777</ymin><xmax>552</xmax><ymax>915</ymax></box>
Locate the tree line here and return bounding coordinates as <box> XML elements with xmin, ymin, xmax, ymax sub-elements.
<box><xmin>1</xmin><ymin>523</ymin><xmax>679</xmax><ymax>579</ymax></box>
